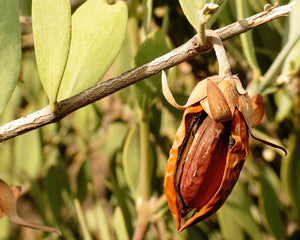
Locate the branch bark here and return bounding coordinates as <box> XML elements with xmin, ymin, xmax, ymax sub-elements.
<box><xmin>0</xmin><ymin>2</ymin><xmax>294</xmax><ymax>143</ymax></box>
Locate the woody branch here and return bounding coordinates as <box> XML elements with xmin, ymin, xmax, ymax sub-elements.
<box><xmin>0</xmin><ymin>2</ymin><xmax>294</xmax><ymax>143</ymax></box>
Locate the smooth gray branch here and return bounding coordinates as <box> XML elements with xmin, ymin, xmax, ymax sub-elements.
<box><xmin>0</xmin><ymin>2</ymin><xmax>294</xmax><ymax>142</ymax></box>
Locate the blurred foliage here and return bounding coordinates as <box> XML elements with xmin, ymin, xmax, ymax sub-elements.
<box><xmin>0</xmin><ymin>0</ymin><xmax>299</xmax><ymax>239</ymax></box>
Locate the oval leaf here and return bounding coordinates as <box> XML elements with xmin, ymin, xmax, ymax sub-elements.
<box><xmin>259</xmin><ymin>175</ymin><xmax>285</xmax><ymax>240</ymax></box>
<box><xmin>32</xmin><ymin>0</ymin><xmax>71</xmax><ymax>103</ymax></box>
<box><xmin>220</xmin><ymin>181</ymin><xmax>263</xmax><ymax>240</ymax></box>
<box><xmin>134</xmin><ymin>29</ymin><xmax>172</xmax><ymax>109</ymax></box>
<box><xmin>179</xmin><ymin>0</ymin><xmax>199</xmax><ymax>31</ymax></box>
<box><xmin>46</xmin><ymin>165</ymin><xmax>70</xmax><ymax>222</ymax></box>
<box><xmin>57</xmin><ymin>0</ymin><xmax>128</xmax><ymax>100</ymax></box>
<box><xmin>113</xmin><ymin>207</ymin><xmax>130</xmax><ymax>240</ymax></box>
<box><xmin>281</xmin><ymin>130</ymin><xmax>300</xmax><ymax>221</ymax></box>
<box><xmin>122</xmin><ymin>125</ymin><xmax>140</xmax><ymax>200</ymax></box>
<box><xmin>282</xmin><ymin>0</ymin><xmax>300</xmax><ymax>74</ymax></box>
<box><xmin>0</xmin><ymin>0</ymin><xmax>21</xmax><ymax>114</ymax></box>
<box><xmin>179</xmin><ymin>0</ymin><xmax>226</xmax><ymax>32</ymax></box>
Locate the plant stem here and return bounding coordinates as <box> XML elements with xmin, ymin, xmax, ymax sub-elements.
<box><xmin>207</xmin><ymin>29</ymin><xmax>232</xmax><ymax>77</ymax></box>
<box><xmin>198</xmin><ymin>3</ymin><xmax>219</xmax><ymax>46</ymax></box>
<box><xmin>0</xmin><ymin>2</ymin><xmax>294</xmax><ymax>142</ymax></box>
<box><xmin>132</xmin><ymin>215</ymin><xmax>148</xmax><ymax>240</ymax></box>
<box><xmin>132</xmin><ymin>109</ymin><xmax>151</xmax><ymax>240</ymax></box>
<box><xmin>140</xmin><ymin>109</ymin><xmax>151</xmax><ymax>202</ymax></box>
<box><xmin>258</xmin><ymin>32</ymin><xmax>300</xmax><ymax>94</ymax></box>
<box><xmin>198</xmin><ymin>16</ymin><xmax>207</xmax><ymax>46</ymax></box>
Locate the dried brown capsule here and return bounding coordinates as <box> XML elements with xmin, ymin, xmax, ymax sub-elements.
<box><xmin>162</xmin><ymin>30</ymin><xmax>286</xmax><ymax>231</ymax></box>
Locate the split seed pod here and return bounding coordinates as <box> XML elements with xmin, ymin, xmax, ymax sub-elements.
<box><xmin>162</xmin><ymin>30</ymin><xmax>287</xmax><ymax>231</ymax></box>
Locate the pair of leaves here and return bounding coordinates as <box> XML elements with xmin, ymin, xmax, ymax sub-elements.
<box><xmin>32</xmin><ymin>0</ymin><xmax>128</xmax><ymax>103</ymax></box>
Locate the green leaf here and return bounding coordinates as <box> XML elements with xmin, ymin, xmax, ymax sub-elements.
<box><xmin>102</xmin><ymin>121</ymin><xmax>128</xmax><ymax>158</ymax></box>
<box><xmin>108</xmin><ymin>176</ymin><xmax>134</xmax><ymax>236</ymax></box>
<box><xmin>134</xmin><ymin>29</ymin><xmax>172</xmax><ymax>109</ymax></box>
<box><xmin>14</xmin><ymin>129</ymin><xmax>42</xmax><ymax>178</ymax></box>
<box><xmin>282</xmin><ymin>0</ymin><xmax>300</xmax><ymax>74</ymax></box>
<box><xmin>274</xmin><ymin>88</ymin><xmax>293</xmax><ymax>122</ymax></box>
<box><xmin>0</xmin><ymin>0</ymin><xmax>21</xmax><ymax>114</ymax></box>
<box><xmin>57</xmin><ymin>0</ymin><xmax>128</xmax><ymax>100</ymax></box>
<box><xmin>122</xmin><ymin>125</ymin><xmax>140</xmax><ymax>200</ymax></box>
<box><xmin>85</xmin><ymin>199</ymin><xmax>111</xmax><ymax>240</ymax></box>
<box><xmin>281</xmin><ymin>129</ymin><xmax>300</xmax><ymax>221</ymax></box>
<box><xmin>20</xmin><ymin>52</ymin><xmax>44</xmax><ymax>103</ymax></box>
<box><xmin>113</xmin><ymin>207</ymin><xmax>130</xmax><ymax>240</ymax></box>
<box><xmin>76</xmin><ymin>159</ymin><xmax>92</xmax><ymax>202</ymax></box>
<box><xmin>220</xmin><ymin>181</ymin><xmax>263</xmax><ymax>240</ymax></box>
<box><xmin>217</xmin><ymin>205</ymin><xmax>245</xmax><ymax>240</ymax></box>
<box><xmin>179</xmin><ymin>0</ymin><xmax>200</xmax><ymax>31</ymax></box>
<box><xmin>0</xmin><ymin>217</ymin><xmax>10</xmax><ymax>239</ymax></box>
<box><xmin>259</xmin><ymin>175</ymin><xmax>285</xmax><ymax>240</ymax></box>
<box><xmin>179</xmin><ymin>0</ymin><xmax>226</xmax><ymax>32</ymax></box>
<box><xmin>235</xmin><ymin>0</ymin><xmax>261</xmax><ymax>79</ymax></box>
<box><xmin>74</xmin><ymin>104</ymin><xmax>101</xmax><ymax>137</ymax></box>
<box><xmin>46</xmin><ymin>165</ymin><xmax>70</xmax><ymax>222</ymax></box>
<box><xmin>32</xmin><ymin>0</ymin><xmax>71</xmax><ymax>103</ymax></box>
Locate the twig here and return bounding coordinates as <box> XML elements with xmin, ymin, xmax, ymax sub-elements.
<box><xmin>0</xmin><ymin>2</ymin><xmax>294</xmax><ymax>143</ymax></box>
<box><xmin>197</xmin><ymin>3</ymin><xmax>219</xmax><ymax>46</ymax></box>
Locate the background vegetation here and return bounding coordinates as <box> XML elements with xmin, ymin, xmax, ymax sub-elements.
<box><xmin>0</xmin><ymin>0</ymin><xmax>299</xmax><ymax>239</ymax></box>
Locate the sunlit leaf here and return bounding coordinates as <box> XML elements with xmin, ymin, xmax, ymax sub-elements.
<box><xmin>113</xmin><ymin>207</ymin><xmax>130</xmax><ymax>240</ymax></box>
<box><xmin>85</xmin><ymin>199</ymin><xmax>111</xmax><ymax>240</ymax></box>
<box><xmin>0</xmin><ymin>0</ymin><xmax>21</xmax><ymax>114</ymax></box>
<box><xmin>14</xmin><ymin>129</ymin><xmax>42</xmax><ymax>178</ymax></box>
<box><xmin>32</xmin><ymin>0</ymin><xmax>71</xmax><ymax>103</ymax></box>
<box><xmin>179</xmin><ymin>0</ymin><xmax>226</xmax><ymax>32</ymax></box>
<box><xmin>57</xmin><ymin>0</ymin><xmax>128</xmax><ymax>100</ymax></box>
<box><xmin>95</xmin><ymin>200</ymin><xmax>111</xmax><ymax>240</ymax></box>
<box><xmin>274</xmin><ymin>88</ymin><xmax>292</xmax><ymax>122</ymax></box>
<box><xmin>0</xmin><ymin>217</ymin><xmax>10</xmax><ymax>239</ymax></box>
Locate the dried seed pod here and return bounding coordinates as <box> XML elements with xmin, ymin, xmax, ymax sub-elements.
<box><xmin>162</xmin><ymin>30</ymin><xmax>287</xmax><ymax>231</ymax></box>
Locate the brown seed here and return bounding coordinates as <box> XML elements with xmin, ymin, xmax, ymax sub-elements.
<box><xmin>179</xmin><ymin>116</ymin><xmax>229</xmax><ymax>212</ymax></box>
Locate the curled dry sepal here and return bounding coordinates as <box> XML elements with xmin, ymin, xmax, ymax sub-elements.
<box><xmin>0</xmin><ymin>179</ymin><xmax>62</xmax><ymax>236</ymax></box>
<box><xmin>162</xmin><ymin>30</ymin><xmax>287</xmax><ymax>231</ymax></box>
